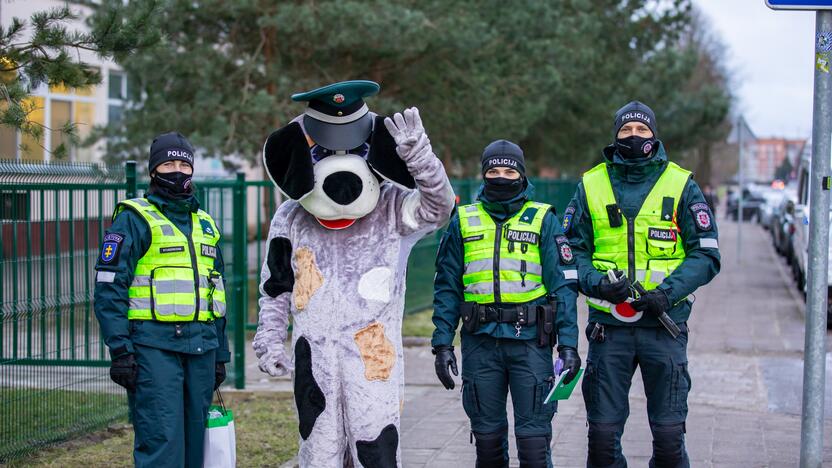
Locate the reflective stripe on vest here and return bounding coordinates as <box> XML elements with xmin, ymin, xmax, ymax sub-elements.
<box><xmin>458</xmin><ymin>201</ymin><xmax>550</xmax><ymax>304</ymax></box>
<box><xmin>117</xmin><ymin>198</ymin><xmax>226</xmax><ymax>322</ymax></box>
<box><xmin>582</xmin><ymin>162</ymin><xmax>690</xmax><ymax>313</ymax></box>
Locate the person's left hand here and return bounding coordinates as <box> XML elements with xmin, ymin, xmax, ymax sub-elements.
<box><xmin>214</xmin><ymin>362</ymin><xmax>226</xmax><ymax>390</ymax></box>
<box><xmin>383</xmin><ymin>107</ymin><xmax>430</xmax><ymax>161</ymax></box>
<box><xmin>632</xmin><ymin>289</ymin><xmax>670</xmax><ymax>318</ymax></box>
<box><xmin>557</xmin><ymin>346</ymin><xmax>582</xmax><ymax>385</ymax></box>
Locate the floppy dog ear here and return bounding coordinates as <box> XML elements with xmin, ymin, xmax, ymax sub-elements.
<box><xmin>368</xmin><ymin>116</ymin><xmax>416</xmax><ymax>190</ymax></box>
<box><xmin>263</xmin><ymin>122</ymin><xmax>315</xmax><ymax>200</ymax></box>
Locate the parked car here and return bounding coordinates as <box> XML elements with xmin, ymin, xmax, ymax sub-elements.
<box><xmin>790</xmin><ymin>141</ymin><xmax>832</xmax><ymax>327</ymax></box>
<box><xmin>770</xmin><ymin>188</ymin><xmax>797</xmax><ymax>259</ymax></box>
<box><xmin>758</xmin><ymin>188</ymin><xmax>787</xmax><ymax>230</ymax></box>
<box><xmin>726</xmin><ymin>185</ymin><xmax>767</xmax><ymax>221</ymax></box>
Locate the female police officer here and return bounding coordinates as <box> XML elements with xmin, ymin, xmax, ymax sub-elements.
<box><xmin>94</xmin><ymin>132</ymin><xmax>230</xmax><ymax>467</ymax></box>
<box><xmin>431</xmin><ymin>140</ymin><xmax>580</xmax><ymax>468</ymax></box>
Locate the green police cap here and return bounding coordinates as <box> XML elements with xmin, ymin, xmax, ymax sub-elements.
<box><xmin>292</xmin><ymin>80</ymin><xmax>380</xmax><ymax>150</ymax></box>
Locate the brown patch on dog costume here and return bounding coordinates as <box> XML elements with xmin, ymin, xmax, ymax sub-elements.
<box><xmin>293</xmin><ymin>247</ymin><xmax>323</xmax><ymax>310</ymax></box>
<box><xmin>354</xmin><ymin>322</ymin><xmax>396</xmax><ymax>381</ymax></box>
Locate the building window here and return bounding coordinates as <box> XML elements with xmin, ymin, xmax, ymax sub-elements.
<box><xmin>4</xmin><ymin>67</ymin><xmax>104</xmax><ymax>162</ymax></box>
<box><xmin>107</xmin><ymin>70</ymin><xmax>128</xmax><ymax>127</ymax></box>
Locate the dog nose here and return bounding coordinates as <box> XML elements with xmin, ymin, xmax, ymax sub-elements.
<box><xmin>323</xmin><ymin>171</ymin><xmax>363</xmax><ymax>205</ymax></box>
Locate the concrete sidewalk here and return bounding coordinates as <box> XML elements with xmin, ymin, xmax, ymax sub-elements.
<box><xmin>247</xmin><ymin>219</ymin><xmax>832</xmax><ymax>466</ymax></box>
<box><xmin>398</xmin><ymin>219</ymin><xmax>832</xmax><ymax>467</ymax></box>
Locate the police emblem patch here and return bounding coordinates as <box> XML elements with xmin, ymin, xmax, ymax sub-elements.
<box><xmin>689</xmin><ymin>202</ymin><xmax>713</xmax><ymax>231</ymax></box>
<box><xmin>99</xmin><ymin>233</ymin><xmax>124</xmax><ymax>264</ymax></box>
<box><xmin>555</xmin><ymin>235</ymin><xmax>574</xmax><ymax>264</ymax></box>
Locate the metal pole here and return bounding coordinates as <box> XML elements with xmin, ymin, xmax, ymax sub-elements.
<box><xmin>737</xmin><ymin>116</ymin><xmax>744</xmax><ymax>264</ymax></box>
<box><xmin>233</xmin><ymin>171</ymin><xmax>248</xmax><ymax>389</ymax></box>
<box><xmin>800</xmin><ymin>10</ymin><xmax>831</xmax><ymax>468</ymax></box>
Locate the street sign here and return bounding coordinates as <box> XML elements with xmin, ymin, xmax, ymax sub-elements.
<box><xmin>766</xmin><ymin>0</ymin><xmax>832</xmax><ymax>10</ymax></box>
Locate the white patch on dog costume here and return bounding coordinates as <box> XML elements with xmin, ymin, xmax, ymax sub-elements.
<box><xmin>358</xmin><ymin>267</ymin><xmax>393</xmax><ymax>303</ymax></box>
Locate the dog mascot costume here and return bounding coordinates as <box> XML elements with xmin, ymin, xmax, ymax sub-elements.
<box><xmin>253</xmin><ymin>80</ymin><xmax>455</xmax><ymax>467</ymax></box>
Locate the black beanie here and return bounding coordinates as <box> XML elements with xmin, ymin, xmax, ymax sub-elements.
<box><xmin>481</xmin><ymin>139</ymin><xmax>526</xmax><ymax>177</ymax></box>
<box><xmin>149</xmin><ymin>132</ymin><xmax>195</xmax><ymax>174</ymax></box>
<box><xmin>613</xmin><ymin>101</ymin><xmax>657</xmax><ymax>138</ymax></box>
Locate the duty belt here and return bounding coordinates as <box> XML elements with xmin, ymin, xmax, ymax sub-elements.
<box><xmin>460</xmin><ymin>298</ymin><xmax>558</xmax><ymax>346</ymax></box>
<box><xmin>477</xmin><ymin>304</ymin><xmax>537</xmax><ymax>326</ymax></box>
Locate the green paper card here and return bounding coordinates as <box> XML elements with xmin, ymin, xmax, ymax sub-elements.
<box><xmin>545</xmin><ymin>368</ymin><xmax>583</xmax><ymax>404</ymax></box>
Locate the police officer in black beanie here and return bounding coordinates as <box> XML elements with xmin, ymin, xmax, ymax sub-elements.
<box><xmin>565</xmin><ymin>102</ymin><xmax>721</xmax><ymax>468</ymax></box>
<box><xmin>94</xmin><ymin>131</ymin><xmax>231</xmax><ymax>467</ymax></box>
<box><xmin>432</xmin><ymin>139</ymin><xmax>580</xmax><ymax>467</ymax></box>
<box><xmin>148</xmin><ymin>131</ymin><xmax>197</xmax><ymax>198</ymax></box>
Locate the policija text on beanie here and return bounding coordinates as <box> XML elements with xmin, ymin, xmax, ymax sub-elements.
<box><xmin>480</xmin><ymin>139</ymin><xmax>526</xmax><ymax>202</ymax></box>
<box><xmin>149</xmin><ymin>132</ymin><xmax>195</xmax><ymax>173</ymax></box>
<box><xmin>148</xmin><ymin>132</ymin><xmax>196</xmax><ymax>197</ymax></box>
<box><xmin>613</xmin><ymin>101</ymin><xmax>658</xmax><ymax>160</ymax></box>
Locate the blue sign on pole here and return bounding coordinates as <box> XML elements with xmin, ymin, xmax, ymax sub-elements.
<box><xmin>767</xmin><ymin>0</ymin><xmax>832</xmax><ymax>9</ymax></box>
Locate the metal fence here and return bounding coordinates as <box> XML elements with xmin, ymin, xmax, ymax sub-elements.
<box><xmin>0</xmin><ymin>159</ymin><xmax>577</xmax><ymax>462</ymax></box>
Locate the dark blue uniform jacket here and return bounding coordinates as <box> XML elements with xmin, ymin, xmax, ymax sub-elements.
<box><xmin>93</xmin><ymin>191</ymin><xmax>230</xmax><ymax>362</ymax></box>
<box><xmin>432</xmin><ymin>181</ymin><xmax>580</xmax><ymax>349</ymax></box>
<box><xmin>565</xmin><ymin>142</ymin><xmax>721</xmax><ymax>326</ymax></box>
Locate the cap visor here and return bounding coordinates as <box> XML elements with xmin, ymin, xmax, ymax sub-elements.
<box><xmin>303</xmin><ymin>113</ymin><xmax>373</xmax><ymax>151</ymax></box>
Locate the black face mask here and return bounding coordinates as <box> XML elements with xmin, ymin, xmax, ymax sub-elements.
<box><xmin>151</xmin><ymin>171</ymin><xmax>193</xmax><ymax>199</ymax></box>
<box><xmin>615</xmin><ymin>135</ymin><xmax>657</xmax><ymax>160</ymax></box>
<box><xmin>483</xmin><ymin>177</ymin><xmax>524</xmax><ymax>202</ymax></box>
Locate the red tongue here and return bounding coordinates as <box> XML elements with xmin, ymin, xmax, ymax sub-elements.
<box><xmin>615</xmin><ymin>302</ymin><xmax>638</xmax><ymax>318</ymax></box>
<box><xmin>316</xmin><ymin>218</ymin><xmax>356</xmax><ymax>230</ymax></box>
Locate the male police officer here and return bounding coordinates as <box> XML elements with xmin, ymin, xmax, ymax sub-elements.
<box><xmin>94</xmin><ymin>132</ymin><xmax>230</xmax><ymax>467</ymax></box>
<box><xmin>432</xmin><ymin>140</ymin><xmax>580</xmax><ymax>468</ymax></box>
<box><xmin>565</xmin><ymin>102</ymin><xmax>720</xmax><ymax>467</ymax></box>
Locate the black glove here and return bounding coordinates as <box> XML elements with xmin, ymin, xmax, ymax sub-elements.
<box><xmin>110</xmin><ymin>354</ymin><xmax>137</xmax><ymax>392</ymax></box>
<box><xmin>596</xmin><ymin>274</ymin><xmax>631</xmax><ymax>304</ymax></box>
<box><xmin>432</xmin><ymin>345</ymin><xmax>458</xmax><ymax>390</ymax></box>
<box><xmin>557</xmin><ymin>346</ymin><xmax>581</xmax><ymax>385</ymax></box>
<box><xmin>214</xmin><ymin>362</ymin><xmax>227</xmax><ymax>390</ymax></box>
<box><xmin>632</xmin><ymin>289</ymin><xmax>670</xmax><ymax>318</ymax></box>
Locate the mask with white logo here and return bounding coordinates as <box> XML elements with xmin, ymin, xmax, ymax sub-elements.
<box><xmin>615</xmin><ymin>135</ymin><xmax>657</xmax><ymax>160</ymax></box>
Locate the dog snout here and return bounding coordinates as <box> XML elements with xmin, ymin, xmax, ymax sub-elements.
<box><xmin>322</xmin><ymin>171</ymin><xmax>364</xmax><ymax>205</ymax></box>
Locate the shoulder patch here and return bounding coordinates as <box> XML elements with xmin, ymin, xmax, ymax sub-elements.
<box><xmin>555</xmin><ymin>235</ymin><xmax>574</xmax><ymax>264</ymax></box>
<box><xmin>200</xmin><ymin>218</ymin><xmax>216</xmax><ymax>237</ymax></box>
<box><xmin>99</xmin><ymin>233</ymin><xmax>124</xmax><ymax>264</ymax></box>
<box><xmin>562</xmin><ymin>203</ymin><xmax>576</xmax><ymax>232</ymax></box>
<box><xmin>689</xmin><ymin>203</ymin><xmax>713</xmax><ymax>231</ymax></box>
<box><xmin>518</xmin><ymin>207</ymin><xmax>539</xmax><ymax>225</ymax></box>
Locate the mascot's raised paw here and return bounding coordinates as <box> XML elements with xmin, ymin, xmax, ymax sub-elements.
<box><xmin>383</xmin><ymin>107</ymin><xmax>430</xmax><ymax>161</ymax></box>
<box><xmin>255</xmin><ymin>80</ymin><xmax>455</xmax><ymax>468</ymax></box>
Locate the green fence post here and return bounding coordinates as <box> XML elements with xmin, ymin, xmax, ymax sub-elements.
<box><xmin>125</xmin><ymin>161</ymin><xmax>137</xmax><ymax>199</ymax></box>
<box><xmin>233</xmin><ymin>172</ymin><xmax>248</xmax><ymax>389</ymax></box>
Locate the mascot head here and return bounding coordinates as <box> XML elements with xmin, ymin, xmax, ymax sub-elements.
<box><xmin>263</xmin><ymin>80</ymin><xmax>415</xmax><ymax>229</ymax></box>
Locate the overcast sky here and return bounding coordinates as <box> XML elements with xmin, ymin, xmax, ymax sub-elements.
<box><xmin>693</xmin><ymin>0</ymin><xmax>816</xmax><ymax>139</ymax></box>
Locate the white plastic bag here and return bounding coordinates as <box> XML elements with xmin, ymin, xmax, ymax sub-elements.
<box><xmin>203</xmin><ymin>391</ymin><xmax>236</xmax><ymax>468</ymax></box>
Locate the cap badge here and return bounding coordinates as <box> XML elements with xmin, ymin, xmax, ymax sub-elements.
<box><xmin>333</xmin><ymin>94</ymin><xmax>345</xmax><ymax>104</ymax></box>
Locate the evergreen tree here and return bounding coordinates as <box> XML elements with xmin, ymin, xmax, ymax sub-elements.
<box><xmin>94</xmin><ymin>0</ymin><xmax>733</xmax><ymax>176</ymax></box>
<box><xmin>0</xmin><ymin>2</ymin><xmax>160</xmax><ymax>159</ymax></box>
